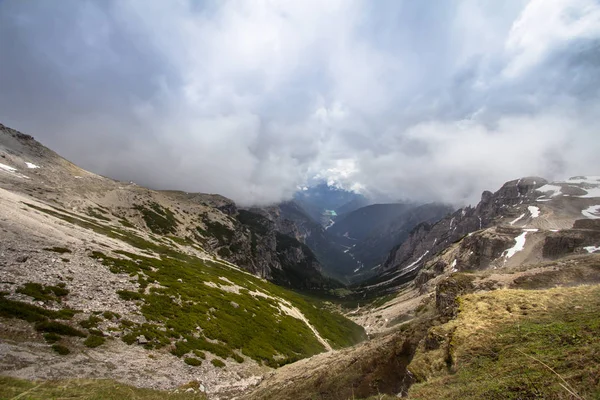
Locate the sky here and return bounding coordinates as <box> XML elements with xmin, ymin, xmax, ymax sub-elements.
<box><xmin>0</xmin><ymin>0</ymin><xmax>599</xmax><ymax>206</ymax></box>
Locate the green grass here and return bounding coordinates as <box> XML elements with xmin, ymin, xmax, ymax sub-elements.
<box><xmin>84</xmin><ymin>335</ymin><xmax>106</xmax><ymax>348</ymax></box>
<box><xmin>85</xmin><ymin>207</ymin><xmax>111</xmax><ymax>221</ymax></box>
<box><xmin>43</xmin><ymin>246</ymin><xmax>72</xmax><ymax>254</ymax></box>
<box><xmin>210</xmin><ymin>359</ymin><xmax>226</xmax><ymax>368</ymax></box>
<box><xmin>79</xmin><ymin>315</ymin><xmax>103</xmax><ymax>329</ymax></box>
<box><xmin>408</xmin><ymin>285</ymin><xmax>600</xmax><ymax>399</ymax></box>
<box><xmin>93</xmin><ymin>250</ymin><xmax>365</xmax><ymax>367</ymax></box>
<box><xmin>184</xmin><ymin>357</ymin><xmax>202</xmax><ymax>366</ymax></box>
<box><xmin>51</xmin><ymin>344</ymin><xmax>70</xmax><ymax>355</ymax></box>
<box><xmin>43</xmin><ymin>332</ymin><xmax>61</xmax><ymax>343</ymax></box>
<box><xmin>20</xmin><ymin>201</ymin><xmax>365</xmax><ymax>367</ymax></box>
<box><xmin>16</xmin><ymin>282</ymin><xmax>69</xmax><ymax>302</ymax></box>
<box><xmin>0</xmin><ymin>295</ymin><xmax>76</xmax><ymax>322</ymax></box>
<box><xmin>134</xmin><ymin>203</ymin><xmax>179</xmax><ymax>235</ymax></box>
<box><xmin>0</xmin><ymin>376</ymin><xmax>206</xmax><ymax>400</ymax></box>
<box><xmin>35</xmin><ymin>321</ymin><xmax>86</xmax><ymax>337</ymax></box>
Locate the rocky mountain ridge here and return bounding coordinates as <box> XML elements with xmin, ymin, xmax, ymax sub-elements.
<box><xmin>358</xmin><ymin>175</ymin><xmax>600</xmax><ymax>296</ymax></box>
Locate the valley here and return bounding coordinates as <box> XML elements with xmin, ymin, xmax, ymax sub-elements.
<box><xmin>1</xmin><ymin>123</ymin><xmax>600</xmax><ymax>399</ymax></box>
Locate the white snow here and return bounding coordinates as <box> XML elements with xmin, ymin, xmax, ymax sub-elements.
<box><xmin>578</xmin><ymin>187</ymin><xmax>600</xmax><ymax>198</ymax></box>
<box><xmin>582</xmin><ymin>205</ymin><xmax>600</xmax><ymax>219</ymax></box>
<box><xmin>25</xmin><ymin>162</ymin><xmax>40</xmax><ymax>169</ymax></box>
<box><xmin>451</xmin><ymin>259</ymin><xmax>457</xmax><ymax>268</ymax></box>
<box><xmin>537</xmin><ymin>184</ymin><xmax>562</xmax><ymax>197</ymax></box>
<box><xmin>404</xmin><ymin>250</ymin><xmax>429</xmax><ymax>273</ymax></box>
<box><xmin>503</xmin><ymin>231</ymin><xmax>532</xmax><ymax>259</ymax></box>
<box><xmin>528</xmin><ymin>206</ymin><xmax>540</xmax><ymax>218</ymax></box>
<box><xmin>584</xmin><ymin>246</ymin><xmax>600</xmax><ymax>254</ymax></box>
<box><xmin>0</xmin><ymin>163</ymin><xmax>17</xmax><ymax>172</ymax></box>
<box><xmin>510</xmin><ymin>213</ymin><xmax>526</xmax><ymax>225</ymax></box>
<box><xmin>522</xmin><ymin>228</ymin><xmax>538</xmax><ymax>232</ymax></box>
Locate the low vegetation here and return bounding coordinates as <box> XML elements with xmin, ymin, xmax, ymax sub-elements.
<box><xmin>0</xmin><ymin>376</ymin><xmax>206</xmax><ymax>399</ymax></box>
<box><xmin>20</xmin><ymin>201</ymin><xmax>366</xmax><ymax>367</ymax></box>
<box><xmin>93</xmin><ymin>249</ymin><xmax>365</xmax><ymax>367</ymax></box>
<box><xmin>16</xmin><ymin>282</ymin><xmax>69</xmax><ymax>302</ymax></box>
<box><xmin>43</xmin><ymin>246</ymin><xmax>72</xmax><ymax>254</ymax></box>
<box><xmin>83</xmin><ymin>335</ymin><xmax>106</xmax><ymax>348</ymax></box>
<box><xmin>134</xmin><ymin>202</ymin><xmax>180</xmax><ymax>235</ymax></box>
<box><xmin>408</xmin><ymin>284</ymin><xmax>600</xmax><ymax>399</ymax></box>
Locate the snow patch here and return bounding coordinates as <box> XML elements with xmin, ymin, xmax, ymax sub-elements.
<box><xmin>503</xmin><ymin>231</ymin><xmax>531</xmax><ymax>259</ymax></box>
<box><xmin>578</xmin><ymin>187</ymin><xmax>600</xmax><ymax>198</ymax></box>
<box><xmin>451</xmin><ymin>259</ymin><xmax>457</xmax><ymax>268</ymax></box>
<box><xmin>404</xmin><ymin>250</ymin><xmax>430</xmax><ymax>274</ymax></box>
<box><xmin>0</xmin><ymin>163</ymin><xmax>17</xmax><ymax>172</ymax></box>
<box><xmin>25</xmin><ymin>162</ymin><xmax>40</xmax><ymax>169</ymax></box>
<box><xmin>537</xmin><ymin>184</ymin><xmax>562</xmax><ymax>198</ymax></box>
<box><xmin>510</xmin><ymin>213</ymin><xmax>526</xmax><ymax>225</ymax></box>
<box><xmin>584</xmin><ymin>246</ymin><xmax>600</xmax><ymax>253</ymax></box>
<box><xmin>528</xmin><ymin>206</ymin><xmax>540</xmax><ymax>218</ymax></box>
<box><xmin>582</xmin><ymin>205</ymin><xmax>600</xmax><ymax>219</ymax></box>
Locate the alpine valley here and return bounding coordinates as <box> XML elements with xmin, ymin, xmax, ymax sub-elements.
<box><xmin>1</xmin><ymin>123</ymin><xmax>600</xmax><ymax>400</ymax></box>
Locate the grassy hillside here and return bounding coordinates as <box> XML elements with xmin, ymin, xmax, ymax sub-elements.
<box><xmin>0</xmin><ymin>376</ymin><xmax>206</xmax><ymax>400</ymax></box>
<box><xmin>408</xmin><ymin>284</ymin><xmax>600</xmax><ymax>399</ymax></box>
<box><xmin>6</xmin><ymin>201</ymin><xmax>365</xmax><ymax>369</ymax></box>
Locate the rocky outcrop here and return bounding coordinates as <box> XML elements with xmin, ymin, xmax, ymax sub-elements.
<box><xmin>379</xmin><ymin>177</ymin><xmax>548</xmax><ymax>281</ymax></box>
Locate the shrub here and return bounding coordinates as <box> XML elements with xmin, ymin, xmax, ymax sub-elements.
<box><xmin>43</xmin><ymin>332</ymin><xmax>61</xmax><ymax>343</ymax></box>
<box><xmin>43</xmin><ymin>247</ymin><xmax>72</xmax><ymax>254</ymax></box>
<box><xmin>84</xmin><ymin>335</ymin><xmax>106</xmax><ymax>348</ymax></box>
<box><xmin>51</xmin><ymin>344</ymin><xmax>70</xmax><ymax>355</ymax></box>
<box><xmin>193</xmin><ymin>350</ymin><xmax>206</xmax><ymax>359</ymax></box>
<box><xmin>79</xmin><ymin>315</ymin><xmax>102</xmax><ymax>329</ymax></box>
<box><xmin>35</xmin><ymin>321</ymin><xmax>86</xmax><ymax>337</ymax></box>
<box><xmin>184</xmin><ymin>357</ymin><xmax>202</xmax><ymax>366</ymax></box>
<box><xmin>117</xmin><ymin>290</ymin><xmax>143</xmax><ymax>301</ymax></box>
<box><xmin>211</xmin><ymin>359</ymin><xmax>226</xmax><ymax>368</ymax></box>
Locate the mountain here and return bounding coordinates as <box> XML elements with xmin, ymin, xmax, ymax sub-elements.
<box><xmin>356</xmin><ymin>175</ymin><xmax>600</xmax><ymax>296</ymax></box>
<box><xmin>348</xmin><ymin>203</ymin><xmax>454</xmax><ymax>276</ymax></box>
<box><xmin>0</xmin><ymin>123</ymin><xmax>365</xmax><ymax>397</ymax></box>
<box><xmin>245</xmin><ymin>175</ymin><xmax>600</xmax><ymax>400</ymax></box>
<box><xmin>293</xmin><ymin>183</ymin><xmax>368</xmax><ymax>226</ymax></box>
<box><xmin>327</xmin><ymin>202</ymin><xmax>453</xmax><ymax>278</ymax></box>
<box><xmin>251</xmin><ymin>201</ymin><xmax>360</xmax><ymax>281</ymax></box>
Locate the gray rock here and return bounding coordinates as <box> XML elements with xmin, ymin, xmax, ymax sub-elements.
<box><xmin>137</xmin><ymin>335</ymin><xmax>148</xmax><ymax>345</ymax></box>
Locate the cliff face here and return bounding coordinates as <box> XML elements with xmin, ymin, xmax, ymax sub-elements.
<box><xmin>360</xmin><ymin>175</ymin><xmax>600</xmax><ymax>295</ymax></box>
<box><xmin>378</xmin><ymin>177</ymin><xmax>548</xmax><ymax>278</ymax></box>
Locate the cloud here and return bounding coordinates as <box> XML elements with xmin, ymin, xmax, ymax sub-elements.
<box><xmin>0</xmin><ymin>0</ymin><xmax>598</xmax><ymax>206</ymax></box>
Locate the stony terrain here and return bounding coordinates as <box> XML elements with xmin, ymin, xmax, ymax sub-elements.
<box><xmin>0</xmin><ymin>124</ymin><xmax>365</xmax><ymax>399</ymax></box>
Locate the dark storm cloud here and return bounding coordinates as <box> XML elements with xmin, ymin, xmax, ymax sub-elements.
<box><xmin>0</xmin><ymin>0</ymin><xmax>599</xmax><ymax>206</ymax></box>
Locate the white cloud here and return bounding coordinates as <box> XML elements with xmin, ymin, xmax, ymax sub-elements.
<box><xmin>0</xmin><ymin>0</ymin><xmax>599</xmax><ymax>206</ymax></box>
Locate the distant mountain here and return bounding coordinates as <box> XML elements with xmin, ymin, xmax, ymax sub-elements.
<box><xmin>328</xmin><ymin>203</ymin><xmax>415</xmax><ymax>241</ymax></box>
<box><xmin>357</xmin><ymin>175</ymin><xmax>600</xmax><ymax>295</ymax></box>
<box><xmin>293</xmin><ymin>183</ymin><xmax>368</xmax><ymax>225</ymax></box>
<box><xmin>327</xmin><ymin>202</ymin><xmax>452</xmax><ymax>278</ymax></box>
<box><xmin>252</xmin><ymin>200</ymin><xmax>360</xmax><ymax>281</ymax></box>
<box><xmin>349</xmin><ymin>203</ymin><xmax>453</xmax><ymax>276</ymax></box>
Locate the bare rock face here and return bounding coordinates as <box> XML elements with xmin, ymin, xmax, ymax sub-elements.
<box><xmin>378</xmin><ymin>177</ymin><xmax>548</xmax><ymax>282</ymax></box>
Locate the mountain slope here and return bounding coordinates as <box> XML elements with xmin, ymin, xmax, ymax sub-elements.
<box><xmin>253</xmin><ymin>201</ymin><xmax>360</xmax><ymax>280</ymax></box>
<box><xmin>0</xmin><ymin>123</ymin><xmax>365</xmax><ymax>397</ymax></box>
